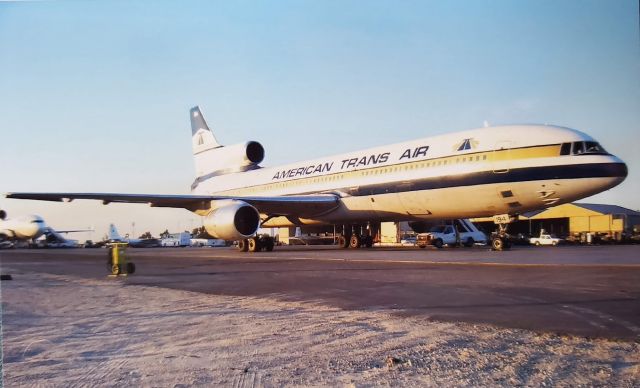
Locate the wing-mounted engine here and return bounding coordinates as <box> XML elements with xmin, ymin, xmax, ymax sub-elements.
<box><xmin>203</xmin><ymin>200</ymin><xmax>261</xmax><ymax>240</ymax></box>
<box><xmin>191</xmin><ymin>106</ymin><xmax>265</xmax><ymax>177</ymax></box>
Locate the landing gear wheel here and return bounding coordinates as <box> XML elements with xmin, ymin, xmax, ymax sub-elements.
<box><xmin>237</xmin><ymin>239</ymin><xmax>249</xmax><ymax>252</ymax></box>
<box><xmin>111</xmin><ymin>264</ymin><xmax>120</xmax><ymax>275</ymax></box>
<box><xmin>338</xmin><ymin>236</ymin><xmax>349</xmax><ymax>249</ymax></box>
<box><xmin>349</xmin><ymin>235</ymin><xmax>361</xmax><ymax>249</ymax></box>
<box><xmin>492</xmin><ymin>237</ymin><xmax>505</xmax><ymax>251</ymax></box>
<box><xmin>248</xmin><ymin>238</ymin><xmax>260</xmax><ymax>252</ymax></box>
<box><xmin>263</xmin><ymin>237</ymin><xmax>275</xmax><ymax>252</ymax></box>
<box><xmin>126</xmin><ymin>262</ymin><xmax>136</xmax><ymax>274</ymax></box>
<box><xmin>433</xmin><ymin>239</ymin><xmax>444</xmax><ymax>249</ymax></box>
<box><xmin>264</xmin><ymin>238</ymin><xmax>276</xmax><ymax>252</ymax></box>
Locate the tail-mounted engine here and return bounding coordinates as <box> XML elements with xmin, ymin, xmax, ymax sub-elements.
<box><xmin>191</xmin><ymin>106</ymin><xmax>265</xmax><ymax>177</ymax></box>
<box><xmin>195</xmin><ymin>141</ymin><xmax>264</xmax><ymax>176</ymax></box>
<box><xmin>203</xmin><ymin>201</ymin><xmax>261</xmax><ymax>241</ymax></box>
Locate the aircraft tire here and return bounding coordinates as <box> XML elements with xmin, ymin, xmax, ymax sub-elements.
<box><xmin>338</xmin><ymin>236</ymin><xmax>349</xmax><ymax>249</ymax></box>
<box><xmin>248</xmin><ymin>237</ymin><xmax>261</xmax><ymax>252</ymax></box>
<box><xmin>111</xmin><ymin>264</ymin><xmax>120</xmax><ymax>275</ymax></box>
<box><xmin>264</xmin><ymin>237</ymin><xmax>275</xmax><ymax>252</ymax></box>
<box><xmin>491</xmin><ymin>237</ymin><xmax>504</xmax><ymax>251</ymax></box>
<box><xmin>237</xmin><ymin>239</ymin><xmax>249</xmax><ymax>252</ymax></box>
<box><xmin>126</xmin><ymin>262</ymin><xmax>136</xmax><ymax>274</ymax></box>
<box><xmin>349</xmin><ymin>235</ymin><xmax>361</xmax><ymax>249</ymax></box>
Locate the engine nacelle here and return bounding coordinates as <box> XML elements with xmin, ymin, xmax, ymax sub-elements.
<box><xmin>194</xmin><ymin>141</ymin><xmax>265</xmax><ymax>177</ymax></box>
<box><xmin>203</xmin><ymin>201</ymin><xmax>260</xmax><ymax>240</ymax></box>
<box><xmin>219</xmin><ymin>141</ymin><xmax>265</xmax><ymax>166</ymax></box>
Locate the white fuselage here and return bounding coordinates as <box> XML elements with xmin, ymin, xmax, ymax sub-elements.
<box><xmin>0</xmin><ymin>215</ymin><xmax>46</xmax><ymax>240</ymax></box>
<box><xmin>192</xmin><ymin>125</ymin><xmax>627</xmax><ymax>227</ymax></box>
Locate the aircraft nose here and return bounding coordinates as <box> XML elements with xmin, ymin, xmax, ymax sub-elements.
<box><xmin>608</xmin><ymin>158</ymin><xmax>628</xmax><ymax>187</ymax></box>
<box><xmin>621</xmin><ymin>162</ymin><xmax>628</xmax><ymax>179</ymax></box>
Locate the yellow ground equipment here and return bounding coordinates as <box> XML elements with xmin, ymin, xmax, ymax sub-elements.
<box><xmin>106</xmin><ymin>242</ymin><xmax>135</xmax><ymax>276</ymax></box>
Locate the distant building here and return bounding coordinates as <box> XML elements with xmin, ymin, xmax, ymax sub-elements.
<box><xmin>472</xmin><ymin>203</ymin><xmax>640</xmax><ymax>241</ymax></box>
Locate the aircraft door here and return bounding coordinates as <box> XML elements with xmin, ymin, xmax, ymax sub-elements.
<box><xmin>492</xmin><ymin>141</ymin><xmax>513</xmax><ymax>173</ymax></box>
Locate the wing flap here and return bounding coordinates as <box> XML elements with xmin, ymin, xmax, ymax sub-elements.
<box><xmin>5</xmin><ymin>192</ymin><xmax>340</xmax><ymax>218</ymax></box>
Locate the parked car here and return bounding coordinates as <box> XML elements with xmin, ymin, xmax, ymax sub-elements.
<box><xmin>529</xmin><ymin>233</ymin><xmax>562</xmax><ymax>246</ymax></box>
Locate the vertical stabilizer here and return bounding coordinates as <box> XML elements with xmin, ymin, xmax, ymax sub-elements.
<box><xmin>191</xmin><ymin>106</ymin><xmax>221</xmax><ymax>154</ymax></box>
<box><xmin>108</xmin><ymin>224</ymin><xmax>123</xmax><ymax>241</ymax></box>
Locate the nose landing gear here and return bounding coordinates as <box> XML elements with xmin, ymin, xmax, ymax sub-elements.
<box><xmin>490</xmin><ymin>214</ymin><xmax>515</xmax><ymax>251</ymax></box>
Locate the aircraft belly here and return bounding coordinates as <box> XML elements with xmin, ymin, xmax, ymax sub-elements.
<box><xmin>257</xmin><ymin>176</ymin><xmax>625</xmax><ymax>228</ymax></box>
<box><xmin>397</xmin><ymin>190</ymin><xmax>431</xmax><ymax>216</ymax></box>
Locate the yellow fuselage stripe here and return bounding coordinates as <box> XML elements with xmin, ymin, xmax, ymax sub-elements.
<box><xmin>218</xmin><ymin>144</ymin><xmax>562</xmax><ymax>197</ymax></box>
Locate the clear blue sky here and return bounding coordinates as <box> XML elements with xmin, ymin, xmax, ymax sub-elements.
<box><xmin>1</xmin><ymin>1</ymin><xmax>638</xmax><ymax>239</ymax></box>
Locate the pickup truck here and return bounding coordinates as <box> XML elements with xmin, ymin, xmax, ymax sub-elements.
<box><xmin>529</xmin><ymin>234</ymin><xmax>562</xmax><ymax>246</ymax></box>
<box><xmin>417</xmin><ymin>220</ymin><xmax>487</xmax><ymax>248</ymax></box>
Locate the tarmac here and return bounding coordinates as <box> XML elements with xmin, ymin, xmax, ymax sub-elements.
<box><xmin>2</xmin><ymin>244</ymin><xmax>639</xmax><ymax>340</ymax></box>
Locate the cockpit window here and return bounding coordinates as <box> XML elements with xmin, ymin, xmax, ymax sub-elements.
<box><xmin>570</xmin><ymin>141</ymin><xmax>607</xmax><ymax>156</ymax></box>
<box><xmin>572</xmin><ymin>142</ymin><xmax>585</xmax><ymax>155</ymax></box>
<box><xmin>560</xmin><ymin>143</ymin><xmax>571</xmax><ymax>155</ymax></box>
<box><xmin>31</xmin><ymin>219</ymin><xmax>44</xmax><ymax>223</ymax></box>
<box><xmin>585</xmin><ymin>141</ymin><xmax>606</xmax><ymax>154</ymax></box>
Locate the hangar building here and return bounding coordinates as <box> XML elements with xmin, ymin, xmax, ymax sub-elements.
<box><xmin>472</xmin><ymin>203</ymin><xmax>640</xmax><ymax>241</ymax></box>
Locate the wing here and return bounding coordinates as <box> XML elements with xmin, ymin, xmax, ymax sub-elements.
<box><xmin>5</xmin><ymin>192</ymin><xmax>341</xmax><ymax>218</ymax></box>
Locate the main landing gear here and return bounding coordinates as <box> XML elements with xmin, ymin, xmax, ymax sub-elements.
<box><xmin>338</xmin><ymin>224</ymin><xmax>374</xmax><ymax>249</ymax></box>
<box><xmin>237</xmin><ymin>234</ymin><xmax>275</xmax><ymax>253</ymax></box>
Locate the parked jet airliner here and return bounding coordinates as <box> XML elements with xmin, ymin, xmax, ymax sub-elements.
<box><xmin>107</xmin><ymin>223</ymin><xmax>161</xmax><ymax>248</ymax></box>
<box><xmin>0</xmin><ymin>209</ymin><xmax>89</xmax><ymax>248</ymax></box>
<box><xmin>6</xmin><ymin>107</ymin><xmax>627</xmax><ymax>252</ymax></box>
<box><xmin>0</xmin><ymin>210</ymin><xmax>46</xmax><ymax>246</ymax></box>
